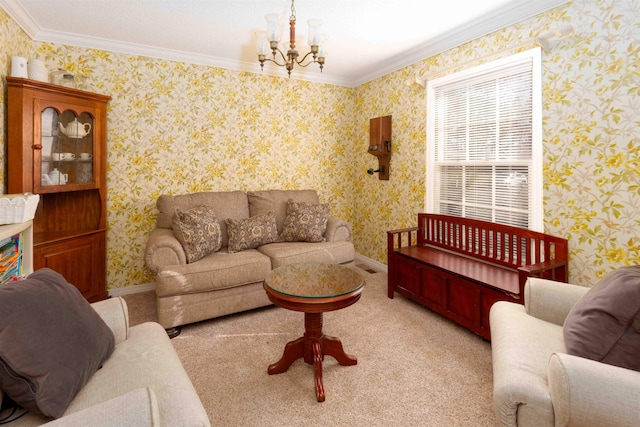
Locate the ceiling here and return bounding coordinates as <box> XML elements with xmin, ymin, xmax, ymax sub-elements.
<box><xmin>2</xmin><ymin>0</ymin><xmax>569</xmax><ymax>87</ymax></box>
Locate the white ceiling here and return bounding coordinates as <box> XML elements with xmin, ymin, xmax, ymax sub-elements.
<box><xmin>2</xmin><ymin>0</ymin><xmax>569</xmax><ymax>87</ymax></box>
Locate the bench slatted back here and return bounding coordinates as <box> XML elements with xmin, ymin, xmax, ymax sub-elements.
<box><xmin>417</xmin><ymin>214</ymin><xmax>568</xmax><ymax>270</ymax></box>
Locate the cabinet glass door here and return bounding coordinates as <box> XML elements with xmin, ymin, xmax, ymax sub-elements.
<box><xmin>40</xmin><ymin>108</ymin><xmax>94</xmax><ymax>188</ymax></box>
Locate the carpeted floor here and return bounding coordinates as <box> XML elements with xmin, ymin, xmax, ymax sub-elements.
<box><xmin>122</xmin><ymin>268</ymin><xmax>496</xmax><ymax>426</ymax></box>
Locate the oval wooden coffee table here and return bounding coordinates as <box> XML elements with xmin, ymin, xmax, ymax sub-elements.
<box><xmin>264</xmin><ymin>262</ymin><xmax>365</xmax><ymax>402</ymax></box>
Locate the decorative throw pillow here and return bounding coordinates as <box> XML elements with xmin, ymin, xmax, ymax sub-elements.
<box><xmin>0</xmin><ymin>268</ymin><xmax>115</xmax><ymax>419</ymax></box>
<box><xmin>172</xmin><ymin>205</ymin><xmax>222</xmax><ymax>263</ymax></box>
<box><xmin>225</xmin><ymin>211</ymin><xmax>279</xmax><ymax>254</ymax></box>
<box><xmin>279</xmin><ymin>200</ymin><xmax>330</xmax><ymax>243</ymax></box>
<box><xmin>563</xmin><ymin>265</ymin><xmax>640</xmax><ymax>371</ymax></box>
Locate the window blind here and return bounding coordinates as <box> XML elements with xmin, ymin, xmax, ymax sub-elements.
<box><xmin>427</xmin><ymin>49</ymin><xmax>541</xmax><ymax>230</ymax></box>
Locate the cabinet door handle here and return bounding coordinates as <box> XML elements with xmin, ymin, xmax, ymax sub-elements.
<box><xmin>33</xmin><ymin>144</ymin><xmax>42</xmax><ymax>150</ymax></box>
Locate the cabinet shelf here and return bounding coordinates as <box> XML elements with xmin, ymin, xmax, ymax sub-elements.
<box><xmin>33</xmin><ymin>228</ymin><xmax>107</xmax><ymax>246</ymax></box>
<box><xmin>0</xmin><ymin>220</ymin><xmax>33</xmax><ymax>283</ymax></box>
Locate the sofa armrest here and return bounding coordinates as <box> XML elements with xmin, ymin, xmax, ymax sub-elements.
<box><xmin>549</xmin><ymin>353</ymin><xmax>640</xmax><ymax>427</ymax></box>
<box><xmin>325</xmin><ymin>216</ymin><xmax>352</xmax><ymax>242</ymax></box>
<box><xmin>91</xmin><ymin>297</ymin><xmax>129</xmax><ymax>345</ymax></box>
<box><xmin>144</xmin><ymin>227</ymin><xmax>187</xmax><ymax>275</ymax></box>
<box><xmin>524</xmin><ymin>278</ymin><xmax>589</xmax><ymax>326</ymax></box>
<box><xmin>43</xmin><ymin>387</ymin><xmax>160</xmax><ymax>427</ymax></box>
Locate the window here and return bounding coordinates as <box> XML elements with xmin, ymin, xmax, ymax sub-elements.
<box><xmin>426</xmin><ymin>48</ymin><xmax>543</xmax><ymax>231</ymax></box>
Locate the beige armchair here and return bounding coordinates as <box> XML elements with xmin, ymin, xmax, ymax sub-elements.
<box><xmin>490</xmin><ymin>277</ymin><xmax>640</xmax><ymax>427</ymax></box>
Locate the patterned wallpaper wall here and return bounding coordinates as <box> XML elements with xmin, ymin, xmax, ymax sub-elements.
<box><xmin>34</xmin><ymin>52</ymin><xmax>357</xmax><ymax>288</ymax></box>
<box><xmin>353</xmin><ymin>0</ymin><xmax>639</xmax><ymax>286</ymax></box>
<box><xmin>1</xmin><ymin>0</ymin><xmax>638</xmax><ymax>290</ymax></box>
<box><xmin>0</xmin><ymin>12</ymin><xmax>356</xmax><ymax>288</ymax></box>
<box><xmin>0</xmin><ymin>11</ymin><xmax>32</xmax><ymax>186</ymax></box>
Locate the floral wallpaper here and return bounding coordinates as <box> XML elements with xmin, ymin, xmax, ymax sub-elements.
<box><xmin>0</xmin><ymin>14</ymin><xmax>356</xmax><ymax>288</ymax></box>
<box><xmin>0</xmin><ymin>11</ymin><xmax>32</xmax><ymax>187</ymax></box>
<box><xmin>31</xmin><ymin>50</ymin><xmax>357</xmax><ymax>288</ymax></box>
<box><xmin>1</xmin><ymin>0</ymin><xmax>638</xmax><ymax>290</ymax></box>
<box><xmin>353</xmin><ymin>0</ymin><xmax>639</xmax><ymax>286</ymax></box>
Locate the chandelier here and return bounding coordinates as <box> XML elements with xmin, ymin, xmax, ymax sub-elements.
<box><xmin>257</xmin><ymin>0</ymin><xmax>327</xmax><ymax>77</ymax></box>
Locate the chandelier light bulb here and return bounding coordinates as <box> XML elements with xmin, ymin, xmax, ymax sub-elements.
<box><xmin>307</xmin><ymin>19</ymin><xmax>323</xmax><ymax>46</ymax></box>
<box><xmin>265</xmin><ymin>14</ymin><xmax>282</xmax><ymax>43</ymax></box>
<box><xmin>256</xmin><ymin>31</ymin><xmax>268</xmax><ymax>55</ymax></box>
<box><xmin>318</xmin><ymin>44</ymin><xmax>327</xmax><ymax>59</ymax></box>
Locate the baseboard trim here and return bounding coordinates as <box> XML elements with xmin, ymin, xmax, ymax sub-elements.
<box><xmin>355</xmin><ymin>253</ymin><xmax>388</xmax><ymax>274</ymax></box>
<box><xmin>109</xmin><ymin>281</ymin><xmax>156</xmax><ymax>297</ymax></box>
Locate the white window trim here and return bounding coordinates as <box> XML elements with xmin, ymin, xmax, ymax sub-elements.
<box><xmin>426</xmin><ymin>47</ymin><xmax>543</xmax><ymax>232</ymax></box>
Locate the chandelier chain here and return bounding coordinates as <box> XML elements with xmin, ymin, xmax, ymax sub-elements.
<box><xmin>290</xmin><ymin>0</ymin><xmax>296</xmax><ymax>22</ymax></box>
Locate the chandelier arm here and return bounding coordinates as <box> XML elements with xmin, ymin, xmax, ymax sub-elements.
<box><xmin>272</xmin><ymin>48</ymin><xmax>290</xmax><ymax>64</ymax></box>
<box><xmin>262</xmin><ymin>57</ymin><xmax>289</xmax><ymax>67</ymax></box>
<box><xmin>294</xmin><ymin>51</ymin><xmax>318</xmax><ymax>66</ymax></box>
<box><xmin>293</xmin><ymin>59</ymin><xmax>319</xmax><ymax>68</ymax></box>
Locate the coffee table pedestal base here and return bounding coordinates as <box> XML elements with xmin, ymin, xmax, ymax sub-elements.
<box><xmin>267</xmin><ymin>312</ymin><xmax>357</xmax><ymax>402</ymax></box>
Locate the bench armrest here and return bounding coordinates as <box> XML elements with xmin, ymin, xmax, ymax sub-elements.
<box><xmin>518</xmin><ymin>259</ymin><xmax>568</xmax><ymax>284</ymax></box>
<box><xmin>43</xmin><ymin>387</ymin><xmax>160</xmax><ymax>427</ymax></box>
<box><xmin>387</xmin><ymin>227</ymin><xmax>419</xmax><ymax>250</ymax></box>
<box><xmin>325</xmin><ymin>216</ymin><xmax>352</xmax><ymax>242</ymax></box>
<box><xmin>524</xmin><ymin>278</ymin><xmax>589</xmax><ymax>326</ymax></box>
<box><xmin>549</xmin><ymin>353</ymin><xmax>640</xmax><ymax>427</ymax></box>
<box><xmin>387</xmin><ymin>227</ymin><xmax>420</xmax><ymax>298</ymax></box>
<box><xmin>91</xmin><ymin>297</ymin><xmax>129</xmax><ymax>345</ymax></box>
<box><xmin>144</xmin><ymin>227</ymin><xmax>187</xmax><ymax>275</ymax></box>
<box><xmin>387</xmin><ymin>226</ymin><xmax>420</xmax><ymax>234</ymax></box>
<box><xmin>387</xmin><ymin>226</ymin><xmax>419</xmax><ymax>236</ymax></box>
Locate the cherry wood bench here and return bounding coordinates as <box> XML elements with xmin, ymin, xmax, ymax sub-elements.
<box><xmin>387</xmin><ymin>214</ymin><xmax>568</xmax><ymax>340</ymax></box>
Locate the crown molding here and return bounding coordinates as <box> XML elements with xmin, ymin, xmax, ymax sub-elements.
<box><xmin>0</xmin><ymin>0</ymin><xmax>352</xmax><ymax>86</ymax></box>
<box><xmin>1</xmin><ymin>0</ymin><xmax>569</xmax><ymax>88</ymax></box>
<box><xmin>28</xmin><ymin>26</ymin><xmax>355</xmax><ymax>86</ymax></box>
<box><xmin>351</xmin><ymin>0</ymin><xmax>570</xmax><ymax>86</ymax></box>
<box><xmin>0</xmin><ymin>0</ymin><xmax>40</xmax><ymax>37</ymax></box>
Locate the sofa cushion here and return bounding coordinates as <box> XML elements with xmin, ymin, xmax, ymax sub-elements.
<box><xmin>563</xmin><ymin>265</ymin><xmax>640</xmax><ymax>371</ymax></box>
<box><xmin>257</xmin><ymin>241</ymin><xmax>354</xmax><ymax>269</ymax></box>
<box><xmin>172</xmin><ymin>205</ymin><xmax>222</xmax><ymax>263</ymax></box>
<box><xmin>247</xmin><ymin>189</ymin><xmax>319</xmax><ymax>232</ymax></box>
<box><xmin>225</xmin><ymin>211</ymin><xmax>278</xmax><ymax>254</ymax></box>
<box><xmin>155</xmin><ymin>249</ymin><xmax>272</xmax><ymax>296</ymax></box>
<box><xmin>0</xmin><ymin>268</ymin><xmax>115</xmax><ymax>419</ymax></box>
<box><xmin>156</xmin><ymin>191</ymin><xmax>249</xmax><ymax>248</ymax></box>
<box><xmin>279</xmin><ymin>200</ymin><xmax>330</xmax><ymax>243</ymax></box>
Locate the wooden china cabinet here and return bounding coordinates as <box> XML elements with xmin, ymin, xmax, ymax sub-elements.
<box><xmin>6</xmin><ymin>77</ymin><xmax>111</xmax><ymax>302</ymax></box>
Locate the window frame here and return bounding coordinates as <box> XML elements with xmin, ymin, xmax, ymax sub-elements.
<box><xmin>426</xmin><ymin>47</ymin><xmax>543</xmax><ymax>232</ymax></box>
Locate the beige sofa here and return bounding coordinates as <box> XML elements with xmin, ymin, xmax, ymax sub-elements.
<box><xmin>144</xmin><ymin>189</ymin><xmax>355</xmax><ymax>336</ymax></box>
<box><xmin>3</xmin><ymin>297</ymin><xmax>209</xmax><ymax>426</ymax></box>
<box><xmin>490</xmin><ymin>277</ymin><xmax>640</xmax><ymax>427</ymax></box>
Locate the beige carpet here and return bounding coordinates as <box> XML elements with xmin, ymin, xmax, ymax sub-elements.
<box><xmin>123</xmin><ymin>269</ymin><xmax>496</xmax><ymax>426</ymax></box>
